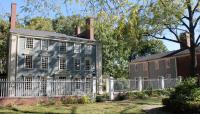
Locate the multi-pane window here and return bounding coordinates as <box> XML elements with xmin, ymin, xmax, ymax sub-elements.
<box><xmin>85</xmin><ymin>59</ymin><xmax>91</xmax><ymax>70</ymax></box>
<box><xmin>59</xmin><ymin>77</ymin><xmax>66</xmax><ymax>80</ymax></box>
<box><xmin>59</xmin><ymin>57</ymin><xmax>66</xmax><ymax>70</ymax></box>
<box><xmin>85</xmin><ymin>45</ymin><xmax>92</xmax><ymax>54</ymax></box>
<box><xmin>86</xmin><ymin>78</ymin><xmax>91</xmax><ymax>89</ymax></box>
<box><xmin>75</xmin><ymin>78</ymin><xmax>81</xmax><ymax>89</ymax></box>
<box><xmin>25</xmin><ymin>77</ymin><xmax>32</xmax><ymax>90</ymax></box>
<box><xmin>74</xmin><ymin>58</ymin><xmax>80</xmax><ymax>70</ymax></box>
<box><xmin>42</xmin><ymin>40</ymin><xmax>48</xmax><ymax>50</ymax></box>
<box><xmin>25</xmin><ymin>55</ymin><xmax>32</xmax><ymax>68</ymax></box>
<box><xmin>60</xmin><ymin>42</ymin><xmax>66</xmax><ymax>52</ymax></box>
<box><xmin>74</xmin><ymin>44</ymin><xmax>81</xmax><ymax>53</ymax></box>
<box><xmin>26</xmin><ymin>38</ymin><xmax>33</xmax><ymax>48</ymax></box>
<box><xmin>41</xmin><ymin>56</ymin><xmax>48</xmax><ymax>69</ymax></box>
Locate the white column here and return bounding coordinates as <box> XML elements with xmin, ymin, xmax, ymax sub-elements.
<box><xmin>92</xmin><ymin>77</ymin><xmax>97</xmax><ymax>98</ymax></box>
<box><xmin>109</xmin><ymin>77</ymin><xmax>114</xmax><ymax>100</ymax></box>
<box><xmin>96</xmin><ymin>43</ymin><xmax>103</xmax><ymax>94</ymax></box>
<box><xmin>138</xmin><ymin>77</ymin><xmax>142</xmax><ymax>92</ymax></box>
<box><xmin>46</xmin><ymin>77</ymin><xmax>52</xmax><ymax>96</ymax></box>
<box><xmin>160</xmin><ymin>76</ymin><xmax>165</xmax><ymax>89</ymax></box>
<box><xmin>106</xmin><ymin>78</ymin><xmax>109</xmax><ymax>93</ymax></box>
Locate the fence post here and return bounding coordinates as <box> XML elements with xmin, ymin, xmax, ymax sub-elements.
<box><xmin>138</xmin><ymin>77</ymin><xmax>142</xmax><ymax>91</ymax></box>
<box><xmin>106</xmin><ymin>78</ymin><xmax>109</xmax><ymax>93</ymax></box>
<box><xmin>178</xmin><ymin>76</ymin><xmax>182</xmax><ymax>83</ymax></box>
<box><xmin>92</xmin><ymin>77</ymin><xmax>96</xmax><ymax>98</ymax></box>
<box><xmin>109</xmin><ymin>77</ymin><xmax>114</xmax><ymax>100</ymax></box>
<box><xmin>46</xmin><ymin>77</ymin><xmax>52</xmax><ymax>96</ymax></box>
<box><xmin>160</xmin><ymin>76</ymin><xmax>165</xmax><ymax>89</ymax></box>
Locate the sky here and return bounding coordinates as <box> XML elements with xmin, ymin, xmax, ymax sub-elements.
<box><xmin>0</xmin><ymin>0</ymin><xmax>180</xmax><ymax>51</ymax></box>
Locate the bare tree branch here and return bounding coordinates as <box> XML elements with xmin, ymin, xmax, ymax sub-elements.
<box><xmin>192</xmin><ymin>0</ymin><xmax>200</xmax><ymax>15</ymax></box>
<box><xmin>196</xmin><ymin>34</ymin><xmax>200</xmax><ymax>44</ymax></box>
<box><xmin>149</xmin><ymin>34</ymin><xmax>181</xmax><ymax>43</ymax></box>
<box><xmin>180</xmin><ymin>19</ymin><xmax>190</xmax><ymax>30</ymax></box>
<box><xmin>194</xmin><ymin>15</ymin><xmax>200</xmax><ymax>28</ymax></box>
<box><xmin>166</xmin><ymin>26</ymin><xmax>180</xmax><ymax>41</ymax></box>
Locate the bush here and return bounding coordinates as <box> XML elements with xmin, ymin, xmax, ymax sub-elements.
<box><xmin>78</xmin><ymin>96</ymin><xmax>91</xmax><ymax>104</ymax></box>
<box><xmin>39</xmin><ymin>97</ymin><xmax>56</xmax><ymax>106</ymax></box>
<box><xmin>61</xmin><ymin>96</ymin><xmax>91</xmax><ymax>104</ymax></box>
<box><xmin>61</xmin><ymin>96</ymin><xmax>78</xmax><ymax>104</ymax></box>
<box><xmin>96</xmin><ymin>95</ymin><xmax>106</xmax><ymax>102</ymax></box>
<box><xmin>115</xmin><ymin>92</ymin><xmax>128</xmax><ymax>101</ymax></box>
<box><xmin>162</xmin><ymin>77</ymin><xmax>200</xmax><ymax>113</ymax></box>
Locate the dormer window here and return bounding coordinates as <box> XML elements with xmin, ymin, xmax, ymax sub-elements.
<box><xmin>26</xmin><ymin>38</ymin><xmax>33</xmax><ymax>48</ymax></box>
<box><xmin>41</xmin><ymin>40</ymin><xmax>48</xmax><ymax>50</ymax></box>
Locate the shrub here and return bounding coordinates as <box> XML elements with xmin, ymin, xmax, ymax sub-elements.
<box><xmin>78</xmin><ymin>96</ymin><xmax>91</xmax><ymax>104</ymax></box>
<box><xmin>39</xmin><ymin>97</ymin><xmax>55</xmax><ymax>106</ymax></box>
<box><xmin>96</xmin><ymin>95</ymin><xmax>106</xmax><ymax>102</ymax></box>
<box><xmin>61</xmin><ymin>96</ymin><xmax>78</xmax><ymax>104</ymax></box>
<box><xmin>162</xmin><ymin>77</ymin><xmax>200</xmax><ymax>113</ymax></box>
<box><xmin>115</xmin><ymin>92</ymin><xmax>128</xmax><ymax>101</ymax></box>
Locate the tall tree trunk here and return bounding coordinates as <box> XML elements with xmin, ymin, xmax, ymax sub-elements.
<box><xmin>190</xmin><ymin>46</ymin><xmax>197</xmax><ymax>76</ymax></box>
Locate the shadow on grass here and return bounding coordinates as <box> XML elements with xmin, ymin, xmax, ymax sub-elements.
<box><xmin>0</xmin><ymin>106</ymin><xmax>64</xmax><ymax>114</ymax></box>
<box><xmin>143</xmin><ymin>107</ymin><xmax>174</xmax><ymax>114</ymax></box>
<box><xmin>70</xmin><ymin>106</ymin><xmax>77</xmax><ymax>114</ymax></box>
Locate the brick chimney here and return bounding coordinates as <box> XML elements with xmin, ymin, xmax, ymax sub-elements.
<box><xmin>75</xmin><ymin>25</ymin><xmax>81</xmax><ymax>36</ymax></box>
<box><xmin>86</xmin><ymin>17</ymin><xmax>94</xmax><ymax>40</ymax></box>
<box><xmin>180</xmin><ymin>32</ymin><xmax>190</xmax><ymax>49</ymax></box>
<box><xmin>10</xmin><ymin>3</ymin><xmax>16</xmax><ymax>29</ymax></box>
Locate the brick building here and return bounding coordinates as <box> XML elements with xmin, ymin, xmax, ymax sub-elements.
<box><xmin>129</xmin><ymin>33</ymin><xmax>200</xmax><ymax>79</ymax></box>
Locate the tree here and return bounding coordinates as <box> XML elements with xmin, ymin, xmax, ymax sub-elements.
<box><xmin>53</xmin><ymin>15</ymin><xmax>84</xmax><ymax>36</ymax></box>
<box><xmin>25</xmin><ymin>17</ymin><xmax>54</xmax><ymax>31</ymax></box>
<box><xmin>140</xmin><ymin>0</ymin><xmax>200</xmax><ymax>77</ymax></box>
<box><xmin>136</xmin><ymin>39</ymin><xmax>168</xmax><ymax>56</ymax></box>
<box><xmin>0</xmin><ymin>19</ymin><xmax>9</xmax><ymax>74</ymax></box>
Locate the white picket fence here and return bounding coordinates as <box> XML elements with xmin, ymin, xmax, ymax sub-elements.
<box><xmin>0</xmin><ymin>78</ymin><xmax>94</xmax><ymax>98</ymax></box>
<box><xmin>113</xmin><ymin>77</ymin><xmax>180</xmax><ymax>92</ymax></box>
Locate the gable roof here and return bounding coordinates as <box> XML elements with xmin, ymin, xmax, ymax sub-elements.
<box><xmin>10</xmin><ymin>28</ymin><xmax>94</xmax><ymax>42</ymax></box>
<box><xmin>131</xmin><ymin>47</ymin><xmax>200</xmax><ymax>63</ymax></box>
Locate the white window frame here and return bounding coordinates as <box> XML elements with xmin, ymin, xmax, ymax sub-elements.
<box><xmin>85</xmin><ymin>45</ymin><xmax>92</xmax><ymax>55</ymax></box>
<box><xmin>59</xmin><ymin>57</ymin><xmax>66</xmax><ymax>70</ymax></box>
<box><xmin>86</xmin><ymin>78</ymin><xmax>91</xmax><ymax>89</ymax></box>
<box><xmin>59</xmin><ymin>42</ymin><xmax>66</xmax><ymax>52</ymax></box>
<box><xmin>75</xmin><ymin>78</ymin><xmax>81</xmax><ymax>90</ymax></box>
<box><xmin>74</xmin><ymin>58</ymin><xmax>81</xmax><ymax>71</ymax></box>
<box><xmin>24</xmin><ymin>76</ymin><xmax>32</xmax><ymax>90</ymax></box>
<box><xmin>25</xmin><ymin>38</ymin><xmax>33</xmax><ymax>49</ymax></box>
<box><xmin>84</xmin><ymin>58</ymin><xmax>91</xmax><ymax>71</ymax></box>
<box><xmin>74</xmin><ymin>43</ymin><xmax>81</xmax><ymax>53</ymax></box>
<box><xmin>24</xmin><ymin>55</ymin><xmax>33</xmax><ymax>69</ymax></box>
<box><xmin>41</xmin><ymin>40</ymin><xmax>48</xmax><ymax>51</ymax></box>
<box><xmin>41</xmin><ymin>56</ymin><xmax>48</xmax><ymax>69</ymax></box>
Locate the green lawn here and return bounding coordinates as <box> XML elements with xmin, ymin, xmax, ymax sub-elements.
<box><xmin>0</xmin><ymin>97</ymin><xmax>172</xmax><ymax>114</ymax></box>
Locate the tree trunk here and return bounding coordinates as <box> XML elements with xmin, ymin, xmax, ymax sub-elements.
<box><xmin>190</xmin><ymin>46</ymin><xmax>197</xmax><ymax>77</ymax></box>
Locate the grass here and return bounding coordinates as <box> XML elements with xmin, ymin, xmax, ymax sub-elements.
<box><xmin>0</xmin><ymin>97</ymin><xmax>172</xmax><ymax>114</ymax></box>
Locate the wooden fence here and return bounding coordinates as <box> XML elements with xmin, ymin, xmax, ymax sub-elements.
<box><xmin>0</xmin><ymin>79</ymin><xmax>94</xmax><ymax>98</ymax></box>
